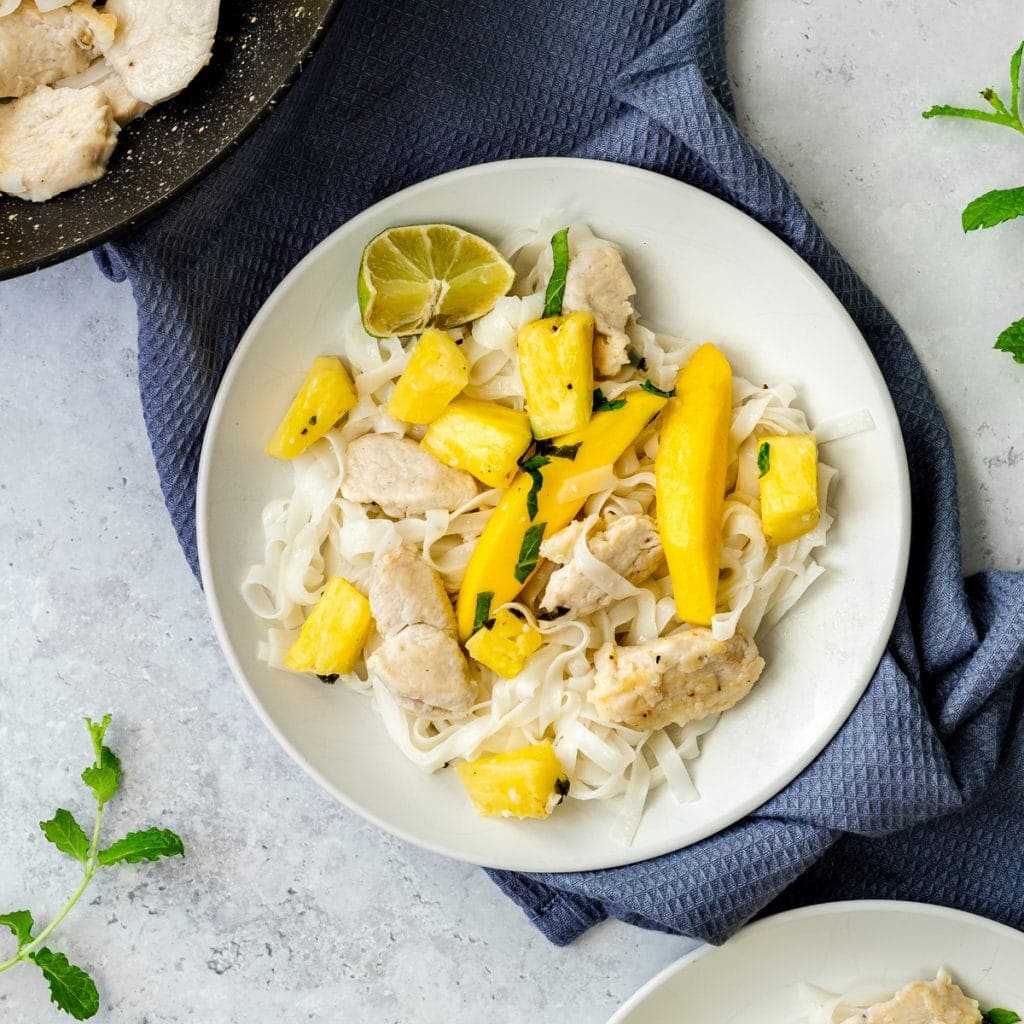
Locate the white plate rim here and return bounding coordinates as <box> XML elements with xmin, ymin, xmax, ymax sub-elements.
<box><xmin>196</xmin><ymin>156</ymin><xmax>912</xmax><ymax>870</ymax></box>
<box><xmin>607</xmin><ymin>900</ymin><xmax>1024</xmax><ymax>1023</ymax></box>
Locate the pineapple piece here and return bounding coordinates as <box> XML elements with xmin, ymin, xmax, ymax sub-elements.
<box><xmin>456</xmin><ymin>741</ymin><xmax>570</xmax><ymax>820</ymax></box>
<box><xmin>517</xmin><ymin>311</ymin><xmax>595</xmax><ymax>439</ymax></box>
<box><xmin>758</xmin><ymin>434</ymin><xmax>820</xmax><ymax>546</ymax></box>
<box><xmin>421</xmin><ymin>398</ymin><xmax>532</xmax><ymax>488</ymax></box>
<box><xmin>466</xmin><ymin>608</ymin><xmax>543</xmax><ymax>678</ymax></box>
<box><xmin>387</xmin><ymin>328</ymin><xmax>470</xmax><ymax>424</ymax></box>
<box><xmin>285</xmin><ymin>576</ymin><xmax>373</xmax><ymax>676</ymax></box>
<box><xmin>266</xmin><ymin>356</ymin><xmax>357</xmax><ymax>460</ymax></box>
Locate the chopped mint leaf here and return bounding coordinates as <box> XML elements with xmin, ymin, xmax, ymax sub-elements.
<box><xmin>983</xmin><ymin>1010</ymin><xmax>1021</xmax><ymax>1024</ymax></box>
<box><xmin>757</xmin><ymin>441</ymin><xmax>771</xmax><ymax>477</ymax></box>
<box><xmin>39</xmin><ymin>810</ymin><xmax>90</xmax><ymax>865</ymax></box>
<box><xmin>521</xmin><ymin>454</ymin><xmax>551</xmax><ymax>521</ymax></box>
<box><xmin>514</xmin><ymin>522</ymin><xmax>546</xmax><ymax>583</ymax></box>
<box><xmin>995</xmin><ymin>317</ymin><xmax>1024</xmax><ymax>363</ymax></box>
<box><xmin>534</xmin><ymin>440</ymin><xmax>581</xmax><ymax>460</ymax></box>
<box><xmin>30</xmin><ymin>948</ymin><xmax>100</xmax><ymax>1021</ymax></box>
<box><xmin>962</xmin><ymin>186</ymin><xmax>1024</xmax><ymax>231</ymax></box>
<box><xmin>640</xmin><ymin>379</ymin><xmax>675</xmax><ymax>398</ymax></box>
<box><xmin>542</xmin><ymin>227</ymin><xmax>570</xmax><ymax>318</ymax></box>
<box><xmin>592</xmin><ymin>388</ymin><xmax>626</xmax><ymax>412</ymax></box>
<box><xmin>0</xmin><ymin>911</ymin><xmax>34</xmax><ymax>950</ymax></box>
<box><xmin>471</xmin><ymin>592</ymin><xmax>494</xmax><ymax>635</ymax></box>
<box><xmin>97</xmin><ymin>828</ymin><xmax>185</xmax><ymax>867</ymax></box>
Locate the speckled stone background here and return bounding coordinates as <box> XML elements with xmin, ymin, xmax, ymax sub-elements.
<box><xmin>1</xmin><ymin>2</ymin><xmax>1022</xmax><ymax>1021</ymax></box>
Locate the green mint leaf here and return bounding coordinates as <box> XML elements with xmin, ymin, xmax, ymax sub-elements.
<box><xmin>981</xmin><ymin>87</ymin><xmax>1012</xmax><ymax>118</ymax></box>
<box><xmin>534</xmin><ymin>440</ymin><xmax>581</xmax><ymax>460</ymax></box>
<box><xmin>39</xmin><ymin>810</ymin><xmax>90</xmax><ymax>865</ymax></box>
<box><xmin>962</xmin><ymin>187</ymin><xmax>1024</xmax><ymax>231</ymax></box>
<box><xmin>921</xmin><ymin>104</ymin><xmax>1017</xmax><ymax>128</ymax></box>
<box><xmin>0</xmin><ymin>910</ymin><xmax>34</xmax><ymax>949</ymax></box>
<box><xmin>542</xmin><ymin>227</ymin><xmax>570</xmax><ymax>318</ymax></box>
<box><xmin>98</xmin><ymin>827</ymin><xmax>185</xmax><ymax>866</ymax></box>
<box><xmin>80</xmin><ymin>764</ymin><xmax>119</xmax><ymax>806</ymax></box>
<box><xmin>30</xmin><ymin>948</ymin><xmax>100</xmax><ymax>1020</ymax></box>
<box><xmin>513</xmin><ymin>522</ymin><xmax>546</xmax><ymax>583</ymax></box>
<box><xmin>592</xmin><ymin>388</ymin><xmax>626</xmax><ymax>413</ymax></box>
<box><xmin>983</xmin><ymin>1010</ymin><xmax>1021</xmax><ymax>1024</ymax></box>
<box><xmin>757</xmin><ymin>441</ymin><xmax>771</xmax><ymax>477</ymax></box>
<box><xmin>995</xmin><ymin>316</ymin><xmax>1024</xmax><ymax>364</ymax></box>
<box><xmin>84</xmin><ymin>715</ymin><xmax>111</xmax><ymax>759</ymax></box>
<box><xmin>521</xmin><ymin>454</ymin><xmax>551</xmax><ymax>521</ymax></box>
<box><xmin>471</xmin><ymin>592</ymin><xmax>494</xmax><ymax>635</ymax></box>
<box><xmin>640</xmin><ymin>379</ymin><xmax>675</xmax><ymax>398</ymax></box>
<box><xmin>1011</xmin><ymin>41</ymin><xmax>1023</xmax><ymax>120</ymax></box>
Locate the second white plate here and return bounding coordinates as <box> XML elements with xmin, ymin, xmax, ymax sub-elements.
<box><xmin>610</xmin><ymin>901</ymin><xmax>1024</xmax><ymax>1023</ymax></box>
<box><xmin>198</xmin><ymin>158</ymin><xmax>910</xmax><ymax>871</ymax></box>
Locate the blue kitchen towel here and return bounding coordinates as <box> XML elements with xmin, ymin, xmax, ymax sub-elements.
<box><xmin>97</xmin><ymin>0</ymin><xmax>1024</xmax><ymax>945</ymax></box>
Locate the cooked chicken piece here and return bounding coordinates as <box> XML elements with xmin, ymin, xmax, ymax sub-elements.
<box><xmin>0</xmin><ymin>1</ymin><xmax>109</xmax><ymax>98</ymax></box>
<box><xmin>849</xmin><ymin>971</ymin><xmax>981</xmax><ymax>1024</ymax></box>
<box><xmin>366</xmin><ymin>546</ymin><xmax>475</xmax><ymax>717</ymax></box>
<box><xmin>589</xmin><ymin>626</ymin><xmax>764</xmax><ymax>730</ymax></box>
<box><xmin>0</xmin><ymin>85</ymin><xmax>117</xmax><ymax>202</ymax></box>
<box><xmin>562</xmin><ymin>243</ymin><xmax>636</xmax><ymax>378</ymax></box>
<box><xmin>368</xmin><ymin>546</ymin><xmax>456</xmax><ymax>640</ymax></box>
<box><xmin>101</xmin><ymin>0</ymin><xmax>218</xmax><ymax>105</ymax></box>
<box><xmin>341</xmin><ymin>434</ymin><xmax>478</xmax><ymax>518</ymax></box>
<box><xmin>367</xmin><ymin>624</ymin><xmax>476</xmax><ymax>717</ymax></box>
<box><xmin>539</xmin><ymin>513</ymin><xmax>663</xmax><ymax>617</ymax></box>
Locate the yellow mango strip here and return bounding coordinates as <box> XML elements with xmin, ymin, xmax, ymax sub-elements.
<box><xmin>655</xmin><ymin>343</ymin><xmax>732</xmax><ymax>626</ymax></box>
<box><xmin>455</xmin><ymin>388</ymin><xmax>667</xmax><ymax>639</ymax></box>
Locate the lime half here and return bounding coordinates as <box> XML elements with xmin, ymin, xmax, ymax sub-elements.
<box><xmin>357</xmin><ymin>224</ymin><xmax>516</xmax><ymax>338</ymax></box>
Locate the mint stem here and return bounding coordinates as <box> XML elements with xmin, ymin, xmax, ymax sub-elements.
<box><xmin>0</xmin><ymin>804</ymin><xmax>104</xmax><ymax>973</ymax></box>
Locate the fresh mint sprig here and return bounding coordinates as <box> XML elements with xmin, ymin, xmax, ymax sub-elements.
<box><xmin>0</xmin><ymin>715</ymin><xmax>184</xmax><ymax>1020</ymax></box>
<box><xmin>923</xmin><ymin>42</ymin><xmax>1024</xmax><ymax>135</ymax></box>
<box><xmin>923</xmin><ymin>41</ymin><xmax>1024</xmax><ymax>365</ymax></box>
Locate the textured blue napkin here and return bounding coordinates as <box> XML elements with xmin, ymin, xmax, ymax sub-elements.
<box><xmin>98</xmin><ymin>0</ymin><xmax>1024</xmax><ymax>945</ymax></box>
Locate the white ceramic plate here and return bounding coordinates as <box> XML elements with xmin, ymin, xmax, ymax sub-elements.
<box><xmin>609</xmin><ymin>901</ymin><xmax>1024</xmax><ymax>1023</ymax></box>
<box><xmin>198</xmin><ymin>158</ymin><xmax>910</xmax><ymax>872</ymax></box>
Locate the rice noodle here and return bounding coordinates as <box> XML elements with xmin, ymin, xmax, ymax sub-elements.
<box><xmin>243</xmin><ymin>221</ymin><xmax>844</xmax><ymax>842</ymax></box>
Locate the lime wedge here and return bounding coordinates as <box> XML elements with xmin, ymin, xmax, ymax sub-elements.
<box><xmin>357</xmin><ymin>224</ymin><xmax>515</xmax><ymax>338</ymax></box>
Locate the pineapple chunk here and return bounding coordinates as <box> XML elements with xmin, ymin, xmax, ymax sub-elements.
<box><xmin>517</xmin><ymin>311</ymin><xmax>595</xmax><ymax>439</ymax></box>
<box><xmin>266</xmin><ymin>356</ymin><xmax>357</xmax><ymax>460</ymax></box>
<box><xmin>285</xmin><ymin>576</ymin><xmax>373</xmax><ymax>676</ymax></box>
<box><xmin>466</xmin><ymin>608</ymin><xmax>543</xmax><ymax>678</ymax></box>
<box><xmin>758</xmin><ymin>434</ymin><xmax>820</xmax><ymax>546</ymax></box>
<box><xmin>421</xmin><ymin>398</ymin><xmax>532</xmax><ymax>488</ymax></box>
<box><xmin>456</xmin><ymin>741</ymin><xmax>570</xmax><ymax>820</ymax></box>
<box><xmin>387</xmin><ymin>328</ymin><xmax>470</xmax><ymax>424</ymax></box>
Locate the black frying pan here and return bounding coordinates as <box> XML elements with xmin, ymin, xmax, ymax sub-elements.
<box><xmin>0</xmin><ymin>0</ymin><xmax>343</xmax><ymax>281</ymax></box>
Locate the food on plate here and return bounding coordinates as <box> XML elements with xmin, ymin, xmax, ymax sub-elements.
<box><xmin>465</xmin><ymin>607</ymin><xmax>543</xmax><ymax>679</ymax></box>
<box><xmin>284</xmin><ymin>576</ymin><xmax>372</xmax><ymax>677</ymax></box>
<box><xmin>656</xmin><ymin>342</ymin><xmax>732</xmax><ymax>627</ymax></box>
<box><xmin>0</xmin><ymin>0</ymin><xmax>219</xmax><ymax>202</ymax></box>
<box><xmin>457</xmin><ymin>740</ymin><xmax>570</xmax><ymax>820</ymax></box>
<box><xmin>589</xmin><ymin>627</ymin><xmax>764</xmax><ymax>730</ymax></box>
<box><xmin>802</xmin><ymin>969</ymin><xmax>1016</xmax><ymax>1024</ymax></box>
<box><xmin>366</xmin><ymin>546</ymin><xmax>476</xmax><ymax>716</ymax></box>
<box><xmin>338</xmin><ymin>434</ymin><xmax>478</xmax><ymax>517</ymax></box>
<box><xmin>386</xmin><ymin>328</ymin><xmax>470</xmax><ymax>424</ymax></box>
<box><xmin>517</xmin><ymin>311</ymin><xmax>595</xmax><ymax>438</ymax></box>
<box><xmin>244</xmin><ymin>220</ymin><xmax>843</xmax><ymax>841</ymax></box>
<box><xmin>357</xmin><ymin>224</ymin><xmax>515</xmax><ymax>338</ymax></box>
<box><xmin>266</xmin><ymin>356</ymin><xmax>358</xmax><ymax>461</ymax></box>
<box><xmin>421</xmin><ymin>398</ymin><xmax>533</xmax><ymax>488</ymax></box>
<box><xmin>758</xmin><ymin>434</ymin><xmax>820</xmax><ymax>546</ymax></box>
